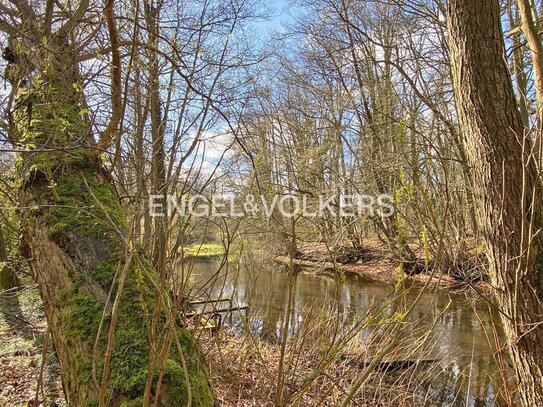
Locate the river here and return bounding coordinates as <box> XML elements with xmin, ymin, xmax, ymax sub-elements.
<box><xmin>185</xmin><ymin>257</ymin><xmax>514</xmax><ymax>406</ymax></box>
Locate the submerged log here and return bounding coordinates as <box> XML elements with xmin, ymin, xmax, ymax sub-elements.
<box><xmin>340</xmin><ymin>355</ymin><xmax>440</xmax><ymax>372</ymax></box>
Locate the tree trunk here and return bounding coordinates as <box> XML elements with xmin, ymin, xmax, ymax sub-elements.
<box><xmin>144</xmin><ymin>1</ymin><xmax>168</xmax><ymax>278</ymax></box>
<box><xmin>0</xmin><ymin>224</ymin><xmax>19</xmax><ymax>290</ymax></box>
<box><xmin>447</xmin><ymin>1</ymin><xmax>543</xmax><ymax>405</ymax></box>
<box><xmin>7</xmin><ymin>34</ymin><xmax>213</xmax><ymax>406</ymax></box>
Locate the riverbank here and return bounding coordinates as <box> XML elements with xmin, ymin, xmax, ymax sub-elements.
<box><xmin>1</xmin><ymin>278</ymin><xmax>508</xmax><ymax>406</ymax></box>
<box><xmin>274</xmin><ymin>241</ymin><xmax>493</xmax><ymax>292</ymax></box>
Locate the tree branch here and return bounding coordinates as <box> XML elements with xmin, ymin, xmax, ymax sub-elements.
<box><xmin>57</xmin><ymin>0</ymin><xmax>89</xmax><ymax>35</ymax></box>
<box><xmin>95</xmin><ymin>0</ymin><xmax>122</xmax><ymax>156</ymax></box>
<box><xmin>43</xmin><ymin>0</ymin><xmax>55</xmax><ymax>37</ymax></box>
<box><xmin>77</xmin><ymin>40</ymin><xmax>143</xmax><ymax>61</ymax></box>
<box><xmin>0</xmin><ymin>4</ymin><xmax>19</xmax><ymax>19</ymax></box>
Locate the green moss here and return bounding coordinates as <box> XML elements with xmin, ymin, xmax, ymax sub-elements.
<box><xmin>13</xmin><ymin>75</ymin><xmax>89</xmax><ymax>181</ymax></box>
<box><xmin>91</xmin><ymin>248</ymin><xmax>124</xmax><ymax>288</ymax></box>
<box><xmin>63</xmin><ymin>293</ymin><xmax>103</xmax><ymax>340</ymax></box>
<box><xmin>110</xmin><ymin>327</ymin><xmax>149</xmax><ymax>392</ymax></box>
<box><xmin>158</xmin><ymin>336</ymin><xmax>215</xmax><ymax>406</ymax></box>
<box><xmin>58</xmin><ymin>265</ymin><xmax>215</xmax><ymax>405</ymax></box>
<box><xmin>120</xmin><ymin>398</ymin><xmax>144</xmax><ymax>407</ymax></box>
<box><xmin>46</xmin><ymin>170</ymin><xmax>127</xmax><ymax>239</ymax></box>
<box><xmin>61</xmin><ymin>295</ymin><xmax>103</xmax><ymax>404</ymax></box>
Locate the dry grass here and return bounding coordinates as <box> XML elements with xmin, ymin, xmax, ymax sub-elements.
<box><xmin>203</xmin><ymin>328</ymin><xmax>419</xmax><ymax>407</ymax></box>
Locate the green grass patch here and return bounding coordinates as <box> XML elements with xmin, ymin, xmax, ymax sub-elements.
<box><xmin>183</xmin><ymin>243</ymin><xmax>225</xmax><ymax>258</ymax></box>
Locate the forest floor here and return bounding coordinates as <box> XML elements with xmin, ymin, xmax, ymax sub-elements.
<box><xmin>274</xmin><ymin>239</ymin><xmax>491</xmax><ymax>292</ymax></box>
<box><xmin>0</xmin><ymin>286</ymin><xmax>64</xmax><ymax>407</ymax></box>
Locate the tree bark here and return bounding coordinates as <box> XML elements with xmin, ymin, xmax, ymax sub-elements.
<box><xmin>0</xmin><ymin>224</ymin><xmax>19</xmax><ymax>290</ymax></box>
<box><xmin>7</xmin><ymin>32</ymin><xmax>214</xmax><ymax>407</ymax></box>
<box><xmin>446</xmin><ymin>0</ymin><xmax>543</xmax><ymax>405</ymax></box>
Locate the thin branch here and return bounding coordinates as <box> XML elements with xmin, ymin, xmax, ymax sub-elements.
<box><xmin>0</xmin><ymin>4</ymin><xmax>19</xmax><ymax>19</ymax></box>
<box><xmin>77</xmin><ymin>40</ymin><xmax>143</xmax><ymax>61</ymax></box>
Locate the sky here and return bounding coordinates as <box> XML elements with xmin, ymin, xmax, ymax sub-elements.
<box><xmin>256</xmin><ymin>0</ymin><xmax>292</xmax><ymax>36</ymax></box>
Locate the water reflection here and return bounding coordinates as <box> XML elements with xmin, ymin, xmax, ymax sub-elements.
<box><xmin>186</xmin><ymin>258</ymin><xmax>515</xmax><ymax>406</ymax></box>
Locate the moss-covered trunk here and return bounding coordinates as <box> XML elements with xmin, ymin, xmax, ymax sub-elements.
<box><xmin>9</xmin><ymin>34</ymin><xmax>214</xmax><ymax>406</ymax></box>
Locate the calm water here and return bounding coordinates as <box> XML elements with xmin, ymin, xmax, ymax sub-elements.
<box><xmin>184</xmin><ymin>257</ymin><xmax>514</xmax><ymax>406</ymax></box>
